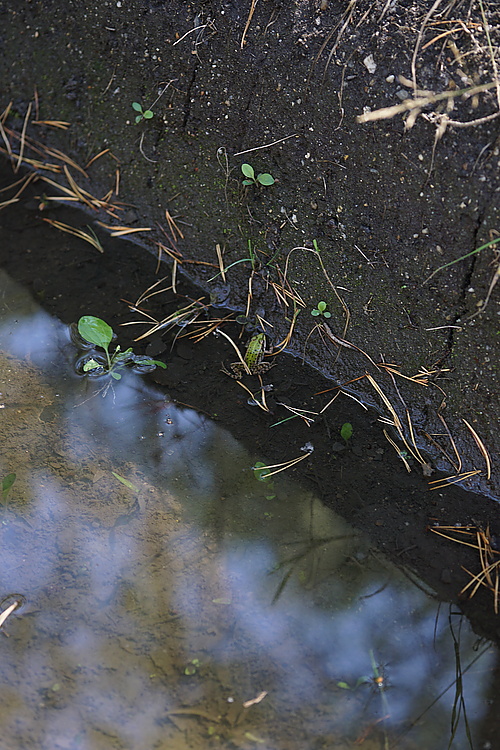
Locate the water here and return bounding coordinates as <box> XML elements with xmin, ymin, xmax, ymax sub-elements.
<box><xmin>0</xmin><ymin>269</ymin><xmax>495</xmax><ymax>750</ymax></box>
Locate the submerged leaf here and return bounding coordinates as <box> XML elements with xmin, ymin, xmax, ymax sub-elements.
<box><xmin>2</xmin><ymin>473</ymin><xmax>16</xmax><ymax>494</ymax></box>
<box><xmin>112</xmin><ymin>472</ymin><xmax>139</xmax><ymax>492</ymax></box>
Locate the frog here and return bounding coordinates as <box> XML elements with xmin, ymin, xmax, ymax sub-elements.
<box><xmin>222</xmin><ymin>332</ymin><xmax>275</xmax><ymax>379</ymax></box>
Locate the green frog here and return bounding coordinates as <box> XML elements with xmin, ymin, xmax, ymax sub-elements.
<box><xmin>223</xmin><ymin>332</ymin><xmax>275</xmax><ymax>379</ymax></box>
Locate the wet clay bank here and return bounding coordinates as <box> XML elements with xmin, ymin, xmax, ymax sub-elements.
<box><xmin>0</xmin><ymin>0</ymin><xmax>499</xmax><ymax>498</ymax></box>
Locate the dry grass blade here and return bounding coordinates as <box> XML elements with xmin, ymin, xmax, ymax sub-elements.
<box><xmin>42</xmin><ymin>219</ymin><xmax>104</xmax><ymax>253</ymax></box>
<box><xmin>44</xmin><ymin>147</ymin><xmax>88</xmax><ymax>176</ymax></box>
<box><xmin>15</xmin><ymin>101</ymin><xmax>32</xmax><ymax>173</ymax></box>
<box><xmin>216</xmin><ymin>328</ymin><xmax>249</xmax><ymax>371</ymax></box>
<box><xmin>437</xmin><ymin>413</ymin><xmax>462</xmax><ymax>473</ymax></box>
<box><xmin>235</xmin><ymin>379</ymin><xmax>270</xmax><ymax>413</ymax></box>
<box><xmin>32</xmin><ymin>120</ymin><xmax>71</xmax><ymax>129</ymax></box>
<box><xmin>96</xmin><ymin>221</ymin><xmax>152</xmax><ymax>237</ymax></box>
<box><xmin>383</xmin><ymin>429</ymin><xmax>412</xmax><ymax>472</ymax></box>
<box><xmin>428</xmin><ymin>469</ymin><xmax>481</xmax><ymax>490</ymax></box>
<box><xmin>0</xmin><ymin>600</ymin><xmax>20</xmax><ymax>628</ymax></box>
<box><xmin>276</xmin><ymin>402</ymin><xmax>317</xmax><ymax>426</ymax></box>
<box><xmin>273</xmin><ymin>308</ymin><xmax>300</xmax><ymax>354</ymax></box>
<box><xmin>241</xmin><ymin>0</ymin><xmax>258</xmax><ymax>49</ymax></box>
<box><xmin>462</xmin><ymin>419</ymin><xmax>491</xmax><ymax>480</ymax></box>
<box><xmin>322</xmin><ymin>322</ymin><xmax>380</xmax><ymax>370</ymax></box>
<box><xmin>430</xmin><ymin>524</ymin><xmax>500</xmax><ymax>612</ymax></box>
<box><xmin>252</xmin><ymin>451</ymin><xmax>310</xmax><ymax>478</ymax></box>
<box><xmin>215</xmin><ymin>243</ymin><xmax>226</xmax><ymax>282</ymax></box>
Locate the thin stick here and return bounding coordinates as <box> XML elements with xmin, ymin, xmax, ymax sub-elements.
<box><xmin>15</xmin><ymin>101</ymin><xmax>32</xmax><ymax>173</ymax></box>
<box><xmin>234</xmin><ymin>133</ymin><xmax>298</xmax><ymax>156</ymax></box>
<box><xmin>462</xmin><ymin>419</ymin><xmax>491</xmax><ymax>480</ymax></box>
<box><xmin>241</xmin><ymin>0</ymin><xmax>258</xmax><ymax>49</ymax></box>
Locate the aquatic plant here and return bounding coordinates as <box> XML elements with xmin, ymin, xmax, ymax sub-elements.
<box><xmin>241</xmin><ymin>163</ymin><xmax>275</xmax><ymax>187</ymax></box>
<box><xmin>1</xmin><ymin>473</ymin><xmax>16</xmax><ymax>504</ymax></box>
<box><xmin>76</xmin><ymin>315</ymin><xmax>166</xmax><ymax>380</ymax></box>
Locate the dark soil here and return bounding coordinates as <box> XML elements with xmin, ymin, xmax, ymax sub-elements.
<box><xmin>0</xmin><ymin>0</ymin><xmax>499</xmax><ymax>502</ymax></box>
<box><xmin>2</xmin><ymin>163</ymin><xmax>500</xmax><ymax>667</ymax></box>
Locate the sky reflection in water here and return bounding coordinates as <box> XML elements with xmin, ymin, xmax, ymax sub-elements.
<box><xmin>0</xmin><ymin>270</ymin><xmax>494</xmax><ymax>750</ymax></box>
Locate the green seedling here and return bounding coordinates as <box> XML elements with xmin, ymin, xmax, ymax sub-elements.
<box><xmin>1</xmin><ymin>473</ymin><xmax>16</xmax><ymax>504</ymax></box>
<box><xmin>241</xmin><ymin>163</ymin><xmax>275</xmax><ymax>187</ymax></box>
<box><xmin>132</xmin><ymin>102</ymin><xmax>154</xmax><ymax>123</ymax></box>
<box><xmin>340</xmin><ymin>422</ymin><xmax>353</xmax><ymax>443</ymax></box>
<box><xmin>311</xmin><ymin>301</ymin><xmax>331</xmax><ymax>318</ymax></box>
<box><xmin>184</xmin><ymin>658</ymin><xmax>200</xmax><ymax>676</ymax></box>
<box><xmin>76</xmin><ymin>316</ymin><xmax>166</xmax><ymax>380</ymax></box>
<box><xmin>253</xmin><ymin>461</ymin><xmax>275</xmax><ymax>500</ymax></box>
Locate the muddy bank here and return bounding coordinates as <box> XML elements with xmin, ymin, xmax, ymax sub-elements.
<box><xmin>0</xmin><ymin>0</ymin><xmax>499</xmax><ymax>501</ymax></box>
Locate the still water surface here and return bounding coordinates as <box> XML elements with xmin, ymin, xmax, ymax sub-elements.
<box><xmin>0</xmin><ymin>270</ymin><xmax>494</xmax><ymax>749</ymax></box>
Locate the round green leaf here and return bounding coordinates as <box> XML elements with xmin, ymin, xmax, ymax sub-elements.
<box><xmin>323</xmin><ymin>311</ymin><xmax>331</xmax><ymax>318</ymax></box>
<box><xmin>241</xmin><ymin>163</ymin><xmax>255</xmax><ymax>179</ymax></box>
<box><xmin>132</xmin><ymin>102</ymin><xmax>143</xmax><ymax>112</ymax></box>
<box><xmin>257</xmin><ymin>173</ymin><xmax>275</xmax><ymax>186</ymax></box>
<box><xmin>143</xmin><ymin>110</ymin><xmax>154</xmax><ymax>119</ymax></box>
<box><xmin>135</xmin><ymin>115</ymin><xmax>143</xmax><ymax>124</ymax></box>
<box><xmin>340</xmin><ymin>422</ymin><xmax>353</xmax><ymax>442</ymax></box>
<box><xmin>317</xmin><ymin>301</ymin><xmax>327</xmax><ymax>311</ymax></box>
<box><xmin>311</xmin><ymin>309</ymin><xmax>320</xmax><ymax>316</ymax></box>
<box><xmin>78</xmin><ymin>316</ymin><xmax>113</xmax><ymax>349</ymax></box>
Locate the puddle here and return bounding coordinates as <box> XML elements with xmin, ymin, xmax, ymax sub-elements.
<box><xmin>0</xmin><ymin>269</ymin><xmax>497</xmax><ymax>749</ymax></box>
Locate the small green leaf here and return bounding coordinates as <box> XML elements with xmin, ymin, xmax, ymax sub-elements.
<box><xmin>317</xmin><ymin>301</ymin><xmax>327</xmax><ymax>311</ymax></box>
<box><xmin>241</xmin><ymin>163</ymin><xmax>255</xmax><ymax>179</ymax></box>
<box><xmin>110</xmin><ymin>371</ymin><xmax>122</xmax><ymax>380</ymax></box>
<box><xmin>2</xmin><ymin>473</ymin><xmax>16</xmax><ymax>494</ymax></box>
<box><xmin>242</xmin><ymin>179</ymin><xmax>254</xmax><ymax>186</ymax></box>
<box><xmin>323</xmin><ymin>310</ymin><xmax>331</xmax><ymax>318</ymax></box>
<box><xmin>148</xmin><ymin>359</ymin><xmax>167</xmax><ymax>369</ymax></box>
<box><xmin>135</xmin><ymin>114</ymin><xmax>143</xmax><ymax>124</ymax></box>
<box><xmin>311</xmin><ymin>309</ymin><xmax>320</xmax><ymax>316</ymax></box>
<box><xmin>257</xmin><ymin>173</ymin><xmax>275</xmax><ymax>186</ymax></box>
<box><xmin>143</xmin><ymin>110</ymin><xmax>154</xmax><ymax>119</ymax></box>
<box><xmin>78</xmin><ymin>316</ymin><xmax>113</xmax><ymax>349</ymax></box>
<box><xmin>83</xmin><ymin>358</ymin><xmax>102</xmax><ymax>372</ymax></box>
<box><xmin>253</xmin><ymin>462</ymin><xmax>272</xmax><ymax>483</ymax></box>
<box><xmin>340</xmin><ymin>422</ymin><xmax>353</xmax><ymax>442</ymax></box>
<box><xmin>132</xmin><ymin>102</ymin><xmax>143</xmax><ymax>112</ymax></box>
<box><xmin>112</xmin><ymin>472</ymin><xmax>139</xmax><ymax>492</ymax></box>
<box><xmin>184</xmin><ymin>665</ymin><xmax>197</xmax><ymax>675</ymax></box>
<box><xmin>337</xmin><ymin>681</ymin><xmax>351</xmax><ymax>690</ymax></box>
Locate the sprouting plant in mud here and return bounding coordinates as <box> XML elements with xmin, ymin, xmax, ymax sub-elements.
<box><xmin>132</xmin><ymin>101</ymin><xmax>154</xmax><ymax>123</ymax></box>
<box><xmin>74</xmin><ymin>316</ymin><xmax>166</xmax><ymax>380</ymax></box>
<box><xmin>311</xmin><ymin>300</ymin><xmax>331</xmax><ymax>318</ymax></box>
<box><xmin>241</xmin><ymin>163</ymin><xmax>275</xmax><ymax>187</ymax></box>
<box><xmin>340</xmin><ymin>422</ymin><xmax>353</xmax><ymax>443</ymax></box>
